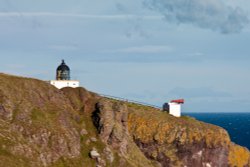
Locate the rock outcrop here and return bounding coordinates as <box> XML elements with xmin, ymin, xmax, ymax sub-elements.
<box><xmin>0</xmin><ymin>73</ymin><xmax>249</xmax><ymax>167</ymax></box>
<box><xmin>93</xmin><ymin>99</ymin><xmax>129</xmax><ymax>155</ymax></box>
<box><xmin>128</xmin><ymin>105</ymin><xmax>230</xmax><ymax>166</ymax></box>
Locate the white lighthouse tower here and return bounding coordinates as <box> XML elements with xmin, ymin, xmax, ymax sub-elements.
<box><xmin>50</xmin><ymin>60</ymin><xmax>80</xmax><ymax>89</ymax></box>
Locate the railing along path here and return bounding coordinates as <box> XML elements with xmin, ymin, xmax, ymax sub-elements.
<box><xmin>99</xmin><ymin>94</ymin><xmax>162</xmax><ymax>110</ymax></box>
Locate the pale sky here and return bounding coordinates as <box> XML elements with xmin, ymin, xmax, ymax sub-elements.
<box><xmin>0</xmin><ymin>0</ymin><xmax>250</xmax><ymax>112</ymax></box>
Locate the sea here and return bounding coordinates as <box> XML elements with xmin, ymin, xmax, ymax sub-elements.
<box><xmin>186</xmin><ymin>113</ymin><xmax>250</xmax><ymax>150</ymax></box>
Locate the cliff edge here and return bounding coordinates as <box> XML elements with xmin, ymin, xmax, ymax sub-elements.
<box><xmin>0</xmin><ymin>73</ymin><xmax>249</xmax><ymax>167</ymax></box>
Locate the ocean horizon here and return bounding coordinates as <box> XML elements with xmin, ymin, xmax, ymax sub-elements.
<box><xmin>186</xmin><ymin>112</ymin><xmax>250</xmax><ymax>150</ymax></box>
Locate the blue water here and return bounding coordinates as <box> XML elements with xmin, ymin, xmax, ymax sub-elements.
<box><xmin>186</xmin><ymin>113</ymin><xmax>250</xmax><ymax>150</ymax></box>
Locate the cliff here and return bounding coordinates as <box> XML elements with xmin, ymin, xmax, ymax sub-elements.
<box><xmin>0</xmin><ymin>73</ymin><xmax>249</xmax><ymax>167</ymax></box>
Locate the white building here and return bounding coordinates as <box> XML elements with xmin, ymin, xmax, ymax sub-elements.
<box><xmin>163</xmin><ymin>99</ymin><xmax>184</xmax><ymax>117</ymax></box>
<box><xmin>168</xmin><ymin>102</ymin><xmax>181</xmax><ymax>117</ymax></box>
<box><xmin>50</xmin><ymin>60</ymin><xmax>80</xmax><ymax>89</ymax></box>
<box><xmin>50</xmin><ymin>80</ymin><xmax>79</xmax><ymax>89</ymax></box>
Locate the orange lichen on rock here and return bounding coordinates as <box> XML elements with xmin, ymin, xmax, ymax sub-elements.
<box><xmin>229</xmin><ymin>143</ymin><xmax>250</xmax><ymax>167</ymax></box>
<box><xmin>128</xmin><ymin>106</ymin><xmax>230</xmax><ymax>147</ymax></box>
<box><xmin>127</xmin><ymin>105</ymin><xmax>234</xmax><ymax>166</ymax></box>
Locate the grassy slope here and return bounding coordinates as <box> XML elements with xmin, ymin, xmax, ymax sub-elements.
<box><xmin>0</xmin><ymin>73</ymin><xmax>155</xmax><ymax>167</ymax></box>
<box><xmin>0</xmin><ymin>73</ymin><xmax>249</xmax><ymax>167</ymax></box>
<box><xmin>0</xmin><ymin>74</ymin><xmax>102</xmax><ymax>166</ymax></box>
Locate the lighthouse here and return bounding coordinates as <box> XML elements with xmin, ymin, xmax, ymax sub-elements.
<box><xmin>50</xmin><ymin>60</ymin><xmax>80</xmax><ymax>89</ymax></box>
<box><xmin>56</xmin><ymin>59</ymin><xmax>70</xmax><ymax>80</ymax></box>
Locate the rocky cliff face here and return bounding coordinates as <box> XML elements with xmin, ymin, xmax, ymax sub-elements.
<box><xmin>0</xmin><ymin>73</ymin><xmax>249</xmax><ymax>167</ymax></box>
<box><xmin>128</xmin><ymin>105</ymin><xmax>230</xmax><ymax>167</ymax></box>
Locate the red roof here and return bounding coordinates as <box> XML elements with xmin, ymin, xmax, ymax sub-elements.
<box><xmin>170</xmin><ymin>99</ymin><xmax>184</xmax><ymax>104</ymax></box>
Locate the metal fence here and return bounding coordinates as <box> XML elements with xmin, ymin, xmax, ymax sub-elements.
<box><xmin>99</xmin><ymin>94</ymin><xmax>162</xmax><ymax>110</ymax></box>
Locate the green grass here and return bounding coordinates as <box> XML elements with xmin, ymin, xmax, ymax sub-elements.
<box><xmin>0</xmin><ymin>139</ymin><xmax>31</xmax><ymax>167</ymax></box>
<box><xmin>0</xmin><ymin>145</ymin><xmax>12</xmax><ymax>157</ymax></box>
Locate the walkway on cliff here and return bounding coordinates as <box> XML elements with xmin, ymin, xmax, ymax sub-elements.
<box><xmin>99</xmin><ymin>94</ymin><xmax>162</xmax><ymax>110</ymax></box>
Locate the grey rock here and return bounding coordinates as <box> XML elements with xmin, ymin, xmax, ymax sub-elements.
<box><xmin>93</xmin><ymin>99</ymin><xmax>129</xmax><ymax>155</ymax></box>
<box><xmin>80</xmin><ymin>128</ymin><xmax>88</xmax><ymax>135</ymax></box>
<box><xmin>97</xmin><ymin>157</ymin><xmax>106</xmax><ymax>167</ymax></box>
<box><xmin>103</xmin><ymin>147</ymin><xmax>114</xmax><ymax>163</ymax></box>
<box><xmin>90</xmin><ymin>137</ymin><xmax>97</xmax><ymax>142</ymax></box>
<box><xmin>90</xmin><ymin>148</ymin><xmax>100</xmax><ymax>159</ymax></box>
<box><xmin>0</xmin><ymin>104</ymin><xmax>13</xmax><ymax>121</ymax></box>
<box><xmin>85</xmin><ymin>139</ymin><xmax>90</xmax><ymax>145</ymax></box>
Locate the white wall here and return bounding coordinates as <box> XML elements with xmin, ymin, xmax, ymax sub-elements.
<box><xmin>169</xmin><ymin>102</ymin><xmax>181</xmax><ymax>117</ymax></box>
<box><xmin>50</xmin><ymin>80</ymin><xmax>80</xmax><ymax>89</ymax></box>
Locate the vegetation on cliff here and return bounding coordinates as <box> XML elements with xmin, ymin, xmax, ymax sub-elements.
<box><xmin>0</xmin><ymin>73</ymin><xmax>249</xmax><ymax>167</ymax></box>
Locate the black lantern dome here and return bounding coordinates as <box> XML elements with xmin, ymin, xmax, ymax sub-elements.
<box><xmin>56</xmin><ymin>60</ymin><xmax>70</xmax><ymax>80</ymax></box>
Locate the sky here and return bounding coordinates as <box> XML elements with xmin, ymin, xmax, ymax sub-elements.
<box><xmin>0</xmin><ymin>0</ymin><xmax>250</xmax><ymax>113</ymax></box>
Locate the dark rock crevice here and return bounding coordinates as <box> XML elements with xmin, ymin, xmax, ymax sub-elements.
<box><xmin>91</xmin><ymin>103</ymin><xmax>101</xmax><ymax>133</ymax></box>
